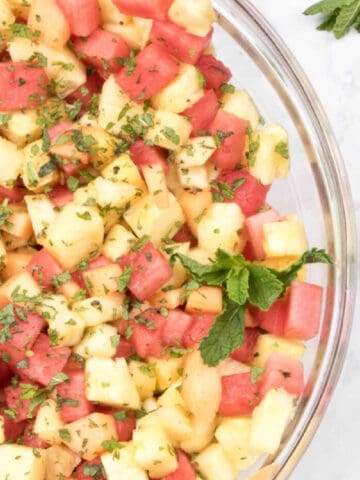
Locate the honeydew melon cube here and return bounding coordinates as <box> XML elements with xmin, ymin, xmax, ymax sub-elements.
<box><xmin>0</xmin><ymin>444</ymin><xmax>46</xmax><ymax>480</ymax></box>
<box><xmin>40</xmin><ymin>203</ymin><xmax>104</xmax><ymax>270</ymax></box>
<box><xmin>176</xmin><ymin>136</ymin><xmax>217</xmax><ymax>168</ymax></box>
<box><xmin>102</xmin><ymin>224</ymin><xmax>136</xmax><ymax>261</ymax></box>
<box><xmin>152</xmin><ymin>64</ymin><xmax>204</xmax><ymax>113</ymax></box>
<box><xmin>60</xmin><ymin>413</ymin><xmax>117</xmax><ymax>461</ymax></box>
<box><xmin>168</xmin><ymin>0</ymin><xmax>216</xmax><ymax>36</ymax></box>
<box><xmin>101</xmin><ymin>442</ymin><xmax>148</xmax><ymax>480</ymax></box>
<box><xmin>145</xmin><ymin>110</ymin><xmax>192</xmax><ymax>151</ymax></box>
<box><xmin>249</xmin><ymin>124</ymin><xmax>290</xmax><ymax>186</ymax></box>
<box><xmin>0</xmin><ymin>137</ymin><xmax>24</xmax><ymax>186</ymax></box>
<box><xmin>249</xmin><ymin>389</ymin><xmax>294</xmax><ymax>454</ymax></box>
<box><xmin>133</xmin><ymin>425</ymin><xmax>178</xmax><ymax>478</ymax></box>
<box><xmin>85</xmin><ymin>357</ymin><xmax>141</xmax><ymax>409</ymax></box>
<box><xmin>198</xmin><ymin>203</ymin><xmax>244</xmax><ymax>255</ymax></box>
<box><xmin>221</xmin><ymin>89</ymin><xmax>260</xmax><ymax>130</ymax></box>
<box><xmin>33</xmin><ymin>399</ymin><xmax>64</xmax><ymax>445</ymax></box>
<box><xmin>263</xmin><ymin>217</ymin><xmax>308</xmax><ymax>258</ymax></box>
<box><xmin>72</xmin><ymin>293</ymin><xmax>125</xmax><ymax>327</ymax></box>
<box><xmin>253</xmin><ymin>334</ymin><xmax>306</xmax><ymax>366</ymax></box>
<box><xmin>74</xmin><ymin>324</ymin><xmax>118</xmax><ymax>359</ymax></box>
<box><xmin>128</xmin><ymin>360</ymin><xmax>157</xmax><ymax>401</ymax></box>
<box><xmin>195</xmin><ymin>443</ymin><xmax>237</xmax><ymax>480</ymax></box>
<box><xmin>24</xmin><ymin>195</ymin><xmax>57</xmax><ymax>241</ymax></box>
<box><xmin>45</xmin><ymin>445</ymin><xmax>80</xmax><ymax>480</ymax></box>
<box><xmin>124</xmin><ymin>193</ymin><xmax>185</xmax><ymax>246</ymax></box>
<box><xmin>102</xmin><ymin>153</ymin><xmax>146</xmax><ymax>192</ymax></box>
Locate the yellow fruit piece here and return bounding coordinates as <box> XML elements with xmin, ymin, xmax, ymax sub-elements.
<box><xmin>0</xmin><ymin>444</ymin><xmax>46</xmax><ymax>480</ymax></box>
<box><xmin>195</xmin><ymin>443</ymin><xmax>237</xmax><ymax>480</ymax></box>
<box><xmin>263</xmin><ymin>217</ymin><xmax>308</xmax><ymax>258</ymax></box>
<box><xmin>253</xmin><ymin>334</ymin><xmax>306</xmax><ymax>366</ymax></box>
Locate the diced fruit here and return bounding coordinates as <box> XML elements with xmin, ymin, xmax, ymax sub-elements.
<box><xmin>4</xmin><ymin>382</ymin><xmax>39</xmax><ymax>422</ymax></box>
<box><xmin>33</xmin><ymin>399</ymin><xmax>64</xmax><ymax>445</ymax></box>
<box><xmin>183</xmin><ymin>312</ymin><xmax>214</xmax><ymax>348</ymax></box>
<box><xmin>284</xmin><ymin>281</ymin><xmax>323</xmax><ymax>339</ymax></box>
<box><xmin>112</xmin><ymin>0</ymin><xmax>173</xmax><ymax>20</ymax></box>
<box><xmin>151</xmin><ymin>356</ymin><xmax>184</xmax><ymax>391</ymax></box>
<box><xmin>28</xmin><ymin>0</ymin><xmax>70</xmax><ymax>49</ymax></box>
<box><xmin>0</xmin><ymin>137</ymin><xmax>24</xmax><ymax>187</ymax></box>
<box><xmin>82</xmin><ymin>262</ymin><xmax>122</xmax><ymax>296</ymax></box>
<box><xmin>145</xmin><ymin>110</ymin><xmax>192</xmax><ymax>150</ymax></box>
<box><xmin>101</xmin><ymin>442</ymin><xmax>148</xmax><ymax>480</ymax></box>
<box><xmin>102</xmin><ymin>225</ymin><xmax>136</xmax><ymax>261</ymax></box>
<box><xmin>85</xmin><ymin>357</ymin><xmax>141</xmax><ymax>409</ymax></box>
<box><xmin>0</xmin><ymin>410</ymin><xmax>26</xmax><ymax>442</ymax></box>
<box><xmin>180</xmin><ymin>417</ymin><xmax>217</xmax><ymax>453</ymax></box>
<box><xmin>177</xmin><ymin>189</ymin><xmax>213</xmax><ymax>237</ymax></box>
<box><xmin>196</xmin><ymin>54</ymin><xmax>231</xmax><ymax>91</ymax></box>
<box><xmin>249</xmin><ymin>389</ymin><xmax>294</xmax><ymax>454</ymax></box>
<box><xmin>0</xmin><ymin>359</ymin><xmax>12</xmax><ymax>387</ymax></box>
<box><xmin>182</xmin><ymin>89</ymin><xmax>219</xmax><ymax>137</ymax></box>
<box><xmin>56</xmin><ymin>0</ymin><xmax>100</xmax><ymax>36</ymax></box>
<box><xmin>0</xmin><ymin>271</ymin><xmax>41</xmax><ymax>305</ymax></box>
<box><xmin>162</xmin><ymin>310</ymin><xmax>193</xmax><ymax>346</ymax></box>
<box><xmin>221</xmin><ymin>89</ymin><xmax>260</xmax><ymax>129</ymax></box>
<box><xmin>0</xmin><ymin>109</ymin><xmax>42</xmax><ymax>147</ymax></box>
<box><xmin>259</xmin><ymin>352</ymin><xmax>304</xmax><ymax>397</ymax></box>
<box><xmin>57</xmin><ymin>370</ymin><xmax>94</xmax><ymax>423</ymax></box>
<box><xmin>263</xmin><ymin>216</ymin><xmax>308</xmax><ymax>258</ymax></box>
<box><xmin>186</xmin><ymin>286</ymin><xmax>223</xmax><ymax>314</ymax></box>
<box><xmin>129</xmin><ymin>140</ymin><xmax>168</xmax><ymax>173</ymax></box>
<box><xmin>253</xmin><ymin>300</ymin><xmax>287</xmax><ymax>336</ymax></box>
<box><xmin>20</xmin><ymin>421</ymin><xmax>48</xmax><ymax>449</ymax></box>
<box><xmin>0</xmin><ymin>444</ymin><xmax>46</xmax><ymax>480</ymax></box>
<box><xmin>219</xmin><ymin>373</ymin><xmax>261</xmax><ymax>416</ymax></box>
<box><xmin>74</xmin><ymin>324</ymin><xmax>118</xmax><ymax>359</ymax></box>
<box><xmin>230</xmin><ymin>327</ymin><xmax>260</xmax><ymax>363</ymax></box>
<box><xmin>245</xmin><ymin>208</ymin><xmax>281</xmax><ymax>259</ymax></box>
<box><xmin>253</xmin><ymin>334</ymin><xmax>306</xmax><ymax>366</ymax></box>
<box><xmin>130</xmin><ymin>309</ymin><xmax>166</xmax><ymax>359</ymax></box>
<box><xmin>48</xmin><ymin>186</ymin><xmax>74</xmax><ymax>208</ymax></box>
<box><xmin>45</xmin><ymin>445</ymin><xmax>80</xmax><ymax>480</ymax></box>
<box><xmin>176</xmin><ymin>136</ymin><xmax>217</xmax><ymax>168</ymax></box>
<box><xmin>128</xmin><ymin>360</ymin><xmax>157</xmax><ymax>401</ymax></box>
<box><xmin>195</xmin><ymin>443</ymin><xmax>236</xmax><ymax>480</ymax></box>
<box><xmin>102</xmin><ymin>152</ymin><xmax>146</xmax><ymax>191</ymax></box>
<box><xmin>162</xmin><ymin>450</ymin><xmax>196</xmax><ymax>480</ymax></box>
<box><xmin>26</xmin><ymin>248</ymin><xmax>63</xmax><ymax>289</ymax></box>
<box><xmin>157</xmin><ymin>380</ymin><xmax>186</xmax><ymax>409</ymax></box>
<box><xmin>72</xmin><ymin>293</ymin><xmax>125</xmax><ymax>327</ymax></box>
<box><xmin>24</xmin><ymin>194</ymin><xmax>58</xmax><ymax>241</ymax></box>
<box><xmin>168</xmin><ymin>0</ymin><xmax>216</xmax><ymax>37</ymax></box>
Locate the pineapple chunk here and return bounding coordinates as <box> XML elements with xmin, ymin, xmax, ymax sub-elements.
<box><xmin>98</xmin><ymin>75</ymin><xmax>145</xmax><ymax>135</ymax></box>
<box><xmin>24</xmin><ymin>194</ymin><xmax>57</xmax><ymax>241</ymax></box>
<box><xmin>99</xmin><ymin>0</ymin><xmax>126</xmax><ymax>24</ymax></box>
<box><xmin>93</xmin><ymin>177</ymin><xmax>142</xmax><ymax>209</ymax></box>
<box><xmin>22</xmin><ymin>140</ymin><xmax>60</xmax><ymax>193</ymax></box>
<box><xmin>249</xmin><ymin>124</ymin><xmax>290</xmax><ymax>185</ymax></box>
<box><xmin>150</xmin><ymin>356</ymin><xmax>184</xmax><ymax>392</ymax></box>
<box><xmin>81</xmin><ymin>125</ymin><xmax>117</xmax><ymax>169</ymax></box>
<box><xmin>0</xmin><ymin>109</ymin><xmax>42</xmax><ymax>147</ymax></box>
<box><xmin>197</xmin><ymin>203</ymin><xmax>244</xmax><ymax>255</ymax></box>
<box><xmin>0</xmin><ymin>444</ymin><xmax>46</xmax><ymax>480</ymax></box>
<box><xmin>0</xmin><ymin>0</ymin><xmax>15</xmax><ymax>30</ymax></box>
<box><xmin>249</xmin><ymin>389</ymin><xmax>294</xmax><ymax>454</ymax></box>
<box><xmin>137</xmin><ymin>406</ymin><xmax>192</xmax><ymax>446</ymax></box>
<box><xmin>82</xmin><ymin>262</ymin><xmax>122</xmax><ymax>297</ymax></box>
<box><xmin>161</xmin><ymin>241</ymin><xmax>190</xmax><ymax>289</ymax></box>
<box><xmin>40</xmin><ymin>294</ymin><xmax>86</xmax><ymax>347</ymax></box>
<box><xmin>128</xmin><ymin>360</ymin><xmax>157</xmax><ymax>401</ymax></box>
<box><xmin>102</xmin><ymin>224</ymin><xmax>136</xmax><ymax>261</ymax></box>
<box><xmin>253</xmin><ymin>334</ymin><xmax>306</xmax><ymax>366</ymax></box>
<box><xmin>74</xmin><ymin>324</ymin><xmax>118</xmax><ymax>359</ymax></box>
<box><xmin>104</xmin><ymin>17</ymin><xmax>152</xmax><ymax>50</ymax></box>
<box><xmin>60</xmin><ymin>413</ymin><xmax>117</xmax><ymax>461</ymax></box>
<box><xmin>85</xmin><ymin>357</ymin><xmax>141</xmax><ymax>409</ymax></box>
<box><xmin>72</xmin><ymin>293</ymin><xmax>125</xmax><ymax>326</ymax></box>
<box><xmin>28</xmin><ymin>0</ymin><xmax>70</xmax><ymax>49</ymax></box>
<box><xmin>101</xmin><ymin>442</ymin><xmax>148</xmax><ymax>480</ymax></box>
<box><xmin>145</xmin><ymin>110</ymin><xmax>192</xmax><ymax>151</ymax></box>
<box><xmin>263</xmin><ymin>217</ymin><xmax>308</xmax><ymax>258</ymax></box>
<box><xmin>150</xmin><ymin>288</ymin><xmax>185</xmax><ymax>310</ymax></box>
<box><xmin>215</xmin><ymin>417</ymin><xmax>259</xmax><ymax>471</ymax></box>
<box><xmin>0</xmin><ymin>270</ymin><xmax>41</xmax><ymax>304</ymax></box>
<box><xmin>45</xmin><ymin>445</ymin><xmax>80</xmax><ymax>480</ymax></box>
<box><xmin>133</xmin><ymin>425</ymin><xmax>178</xmax><ymax>478</ymax></box>
<box><xmin>221</xmin><ymin>89</ymin><xmax>260</xmax><ymax>129</ymax></box>
<box><xmin>33</xmin><ymin>399</ymin><xmax>64</xmax><ymax>445</ymax></box>
<box><xmin>41</xmin><ymin>203</ymin><xmax>104</xmax><ymax>270</ymax></box>
<box><xmin>0</xmin><ymin>137</ymin><xmax>24</xmax><ymax>187</ymax></box>
<box><xmin>143</xmin><ymin>397</ymin><xmax>158</xmax><ymax>413</ymax></box>
<box><xmin>180</xmin><ymin>417</ymin><xmax>217</xmax><ymax>453</ymax></box>
<box><xmin>157</xmin><ymin>380</ymin><xmax>186</xmax><ymax>409</ymax></box>
<box><xmin>141</xmin><ymin>164</ymin><xmax>169</xmax><ymax>209</ymax></box>
<box><xmin>152</xmin><ymin>64</ymin><xmax>204</xmax><ymax>113</ymax></box>
<box><xmin>195</xmin><ymin>443</ymin><xmax>236</xmax><ymax>480</ymax></box>
<box><xmin>186</xmin><ymin>286</ymin><xmax>223</xmax><ymax>314</ymax></box>
<box><xmin>168</xmin><ymin>0</ymin><xmax>216</xmax><ymax>36</ymax></box>
<box><xmin>178</xmin><ymin>165</ymin><xmax>209</xmax><ymax>190</ymax></box>
<box><xmin>181</xmin><ymin>351</ymin><xmax>221</xmax><ymax>423</ymax></box>
<box><xmin>8</xmin><ymin>38</ymin><xmax>87</xmax><ymax>97</ymax></box>
<box><xmin>124</xmin><ymin>193</ymin><xmax>185</xmax><ymax>246</ymax></box>
<box><xmin>176</xmin><ymin>136</ymin><xmax>217</xmax><ymax>168</ymax></box>
<box><xmin>102</xmin><ymin>153</ymin><xmax>146</xmax><ymax>192</ymax></box>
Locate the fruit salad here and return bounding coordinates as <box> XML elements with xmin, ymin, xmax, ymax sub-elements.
<box><xmin>0</xmin><ymin>0</ymin><xmax>332</xmax><ymax>479</ymax></box>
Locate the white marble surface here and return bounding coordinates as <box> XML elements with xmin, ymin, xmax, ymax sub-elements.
<box><xmin>250</xmin><ymin>1</ymin><xmax>360</xmax><ymax>478</ymax></box>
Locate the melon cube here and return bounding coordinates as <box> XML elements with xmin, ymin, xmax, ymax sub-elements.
<box><xmin>253</xmin><ymin>334</ymin><xmax>306</xmax><ymax>366</ymax></box>
<box><xmin>33</xmin><ymin>399</ymin><xmax>64</xmax><ymax>445</ymax></box>
<box><xmin>0</xmin><ymin>444</ymin><xmax>46</xmax><ymax>480</ymax></box>
<box><xmin>74</xmin><ymin>324</ymin><xmax>119</xmax><ymax>359</ymax></box>
<box><xmin>195</xmin><ymin>443</ymin><xmax>236</xmax><ymax>480</ymax></box>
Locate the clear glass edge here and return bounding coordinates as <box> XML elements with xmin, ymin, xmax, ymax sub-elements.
<box><xmin>213</xmin><ymin>0</ymin><xmax>358</xmax><ymax>478</ymax></box>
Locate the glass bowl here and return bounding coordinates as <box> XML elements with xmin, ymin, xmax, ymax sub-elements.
<box><xmin>212</xmin><ymin>0</ymin><xmax>357</xmax><ymax>478</ymax></box>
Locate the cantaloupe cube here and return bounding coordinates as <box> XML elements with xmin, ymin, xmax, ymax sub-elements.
<box><xmin>157</xmin><ymin>380</ymin><xmax>186</xmax><ymax>409</ymax></box>
<box><xmin>168</xmin><ymin>0</ymin><xmax>216</xmax><ymax>36</ymax></box>
<box><xmin>195</xmin><ymin>443</ymin><xmax>236</xmax><ymax>480</ymax></box>
<box><xmin>41</xmin><ymin>203</ymin><xmax>104</xmax><ymax>270</ymax></box>
<box><xmin>33</xmin><ymin>399</ymin><xmax>64</xmax><ymax>445</ymax></box>
<box><xmin>74</xmin><ymin>324</ymin><xmax>118</xmax><ymax>359</ymax></box>
<box><xmin>176</xmin><ymin>136</ymin><xmax>217</xmax><ymax>168</ymax></box>
<box><xmin>152</xmin><ymin>64</ymin><xmax>204</xmax><ymax>113</ymax></box>
<box><xmin>249</xmin><ymin>389</ymin><xmax>294</xmax><ymax>454</ymax></box>
<box><xmin>24</xmin><ymin>195</ymin><xmax>57</xmax><ymax>241</ymax></box>
<box><xmin>0</xmin><ymin>109</ymin><xmax>42</xmax><ymax>147</ymax></box>
<box><xmin>149</xmin><ymin>288</ymin><xmax>185</xmax><ymax>310</ymax></box>
<box><xmin>72</xmin><ymin>293</ymin><xmax>125</xmax><ymax>326</ymax></box>
<box><xmin>253</xmin><ymin>334</ymin><xmax>306</xmax><ymax>366</ymax></box>
<box><xmin>102</xmin><ymin>224</ymin><xmax>136</xmax><ymax>261</ymax></box>
<box><xmin>82</xmin><ymin>262</ymin><xmax>122</xmax><ymax>297</ymax></box>
<box><xmin>150</xmin><ymin>356</ymin><xmax>184</xmax><ymax>392</ymax></box>
<box><xmin>101</xmin><ymin>153</ymin><xmax>146</xmax><ymax>192</ymax></box>
<box><xmin>0</xmin><ymin>137</ymin><xmax>24</xmax><ymax>187</ymax></box>
<box><xmin>221</xmin><ymin>89</ymin><xmax>260</xmax><ymax>129</ymax></box>
<box><xmin>133</xmin><ymin>425</ymin><xmax>178</xmax><ymax>478</ymax></box>
<box><xmin>124</xmin><ymin>193</ymin><xmax>185</xmax><ymax>246</ymax></box>
<box><xmin>3</xmin><ymin>248</ymin><xmax>34</xmax><ymax>280</ymax></box>
<box><xmin>145</xmin><ymin>110</ymin><xmax>191</xmax><ymax>151</ymax></box>
<box><xmin>45</xmin><ymin>445</ymin><xmax>80</xmax><ymax>480</ymax></box>
<box><xmin>60</xmin><ymin>413</ymin><xmax>117</xmax><ymax>461</ymax></box>
<box><xmin>128</xmin><ymin>360</ymin><xmax>157</xmax><ymax>401</ymax></box>
<box><xmin>186</xmin><ymin>286</ymin><xmax>223</xmax><ymax>314</ymax></box>
<box><xmin>85</xmin><ymin>357</ymin><xmax>141</xmax><ymax>409</ymax></box>
<box><xmin>0</xmin><ymin>444</ymin><xmax>46</xmax><ymax>480</ymax></box>
<box><xmin>249</xmin><ymin>124</ymin><xmax>290</xmax><ymax>186</ymax></box>
<box><xmin>263</xmin><ymin>217</ymin><xmax>308</xmax><ymax>258</ymax></box>
<box><xmin>178</xmin><ymin>189</ymin><xmax>213</xmax><ymax>237</ymax></box>
<box><xmin>101</xmin><ymin>442</ymin><xmax>148</xmax><ymax>480</ymax></box>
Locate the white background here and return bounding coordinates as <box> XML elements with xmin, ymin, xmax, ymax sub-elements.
<box><xmin>250</xmin><ymin>1</ymin><xmax>360</xmax><ymax>479</ymax></box>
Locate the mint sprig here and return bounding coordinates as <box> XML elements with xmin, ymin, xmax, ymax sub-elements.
<box><xmin>175</xmin><ymin>248</ymin><xmax>332</xmax><ymax>366</ymax></box>
<box><xmin>304</xmin><ymin>0</ymin><xmax>360</xmax><ymax>38</ymax></box>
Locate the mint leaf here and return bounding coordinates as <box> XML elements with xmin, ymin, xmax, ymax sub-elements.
<box><xmin>304</xmin><ymin>0</ymin><xmax>359</xmax><ymax>37</ymax></box>
<box><xmin>116</xmin><ymin>266</ymin><xmax>133</xmax><ymax>293</ymax></box>
<box><xmin>200</xmin><ymin>298</ymin><xmax>245</xmax><ymax>367</ymax></box>
<box><xmin>247</xmin><ymin>265</ymin><xmax>283</xmax><ymax>311</ymax></box>
<box><xmin>226</xmin><ymin>268</ymin><xmax>249</xmax><ymax>305</ymax></box>
<box><xmin>304</xmin><ymin>0</ymin><xmax>351</xmax><ymax>14</ymax></box>
<box><xmin>317</xmin><ymin>10</ymin><xmax>340</xmax><ymax>30</ymax></box>
<box><xmin>333</xmin><ymin>0</ymin><xmax>360</xmax><ymax>37</ymax></box>
<box><xmin>175</xmin><ymin>254</ymin><xmax>229</xmax><ymax>286</ymax></box>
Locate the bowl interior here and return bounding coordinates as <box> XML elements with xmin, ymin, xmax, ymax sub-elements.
<box><xmin>212</xmin><ymin>0</ymin><xmax>356</xmax><ymax>478</ymax></box>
